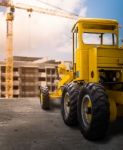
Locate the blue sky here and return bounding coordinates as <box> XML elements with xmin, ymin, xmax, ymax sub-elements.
<box><xmin>86</xmin><ymin>0</ymin><xmax>122</xmax><ymax>20</ymax></box>
<box><xmin>85</xmin><ymin>0</ymin><xmax>123</xmax><ymax>41</ymax></box>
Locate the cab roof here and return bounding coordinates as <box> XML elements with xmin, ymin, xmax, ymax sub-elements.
<box><xmin>72</xmin><ymin>18</ymin><xmax>118</xmax><ymax>31</ymax></box>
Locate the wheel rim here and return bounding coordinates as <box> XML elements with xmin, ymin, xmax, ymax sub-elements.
<box><xmin>40</xmin><ymin>92</ymin><xmax>43</xmax><ymax>104</ymax></box>
<box><xmin>81</xmin><ymin>94</ymin><xmax>92</xmax><ymax>129</ymax></box>
<box><xmin>64</xmin><ymin>92</ymin><xmax>70</xmax><ymax>118</ymax></box>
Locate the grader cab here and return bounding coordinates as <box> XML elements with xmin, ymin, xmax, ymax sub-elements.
<box><xmin>40</xmin><ymin>18</ymin><xmax>123</xmax><ymax>140</ymax></box>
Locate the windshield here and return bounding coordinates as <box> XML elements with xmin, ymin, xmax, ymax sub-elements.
<box><xmin>83</xmin><ymin>32</ymin><xmax>117</xmax><ymax>45</ymax></box>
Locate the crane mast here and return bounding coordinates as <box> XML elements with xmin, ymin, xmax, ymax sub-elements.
<box><xmin>6</xmin><ymin>7</ymin><xmax>14</xmax><ymax>98</ymax></box>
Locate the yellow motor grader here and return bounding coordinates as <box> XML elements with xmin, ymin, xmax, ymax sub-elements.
<box><xmin>40</xmin><ymin>18</ymin><xmax>123</xmax><ymax>140</ymax></box>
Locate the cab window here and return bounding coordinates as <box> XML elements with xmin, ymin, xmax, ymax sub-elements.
<box><xmin>83</xmin><ymin>32</ymin><xmax>117</xmax><ymax>46</ymax></box>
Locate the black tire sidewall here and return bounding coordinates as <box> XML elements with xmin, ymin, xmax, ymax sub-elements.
<box><xmin>40</xmin><ymin>87</ymin><xmax>50</xmax><ymax>110</ymax></box>
<box><xmin>61</xmin><ymin>87</ymin><xmax>69</xmax><ymax>122</ymax></box>
<box><xmin>77</xmin><ymin>87</ymin><xmax>92</xmax><ymax>136</ymax></box>
<box><xmin>61</xmin><ymin>83</ymin><xmax>78</xmax><ymax>126</ymax></box>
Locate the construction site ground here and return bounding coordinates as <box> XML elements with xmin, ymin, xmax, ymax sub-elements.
<box><xmin>0</xmin><ymin>98</ymin><xmax>123</xmax><ymax>150</ymax></box>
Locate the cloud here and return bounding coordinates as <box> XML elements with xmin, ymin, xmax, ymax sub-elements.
<box><xmin>0</xmin><ymin>0</ymin><xmax>87</xmax><ymax>61</ymax></box>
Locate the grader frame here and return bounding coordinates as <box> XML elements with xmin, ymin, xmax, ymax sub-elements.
<box><xmin>40</xmin><ymin>18</ymin><xmax>123</xmax><ymax>140</ymax></box>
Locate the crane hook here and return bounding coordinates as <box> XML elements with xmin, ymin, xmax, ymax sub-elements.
<box><xmin>27</xmin><ymin>8</ymin><xmax>33</xmax><ymax>18</ymax></box>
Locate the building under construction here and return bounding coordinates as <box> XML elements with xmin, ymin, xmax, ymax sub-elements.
<box><xmin>0</xmin><ymin>56</ymin><xmax>63</xmax><ymax>98</ymax></box>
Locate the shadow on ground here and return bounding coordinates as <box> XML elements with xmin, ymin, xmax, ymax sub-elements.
<box><xmin>49</xmin><ymin>99</ymin><xmax>123</xmax><ymax>143</ymax></box>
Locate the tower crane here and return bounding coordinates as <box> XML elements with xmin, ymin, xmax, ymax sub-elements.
<box><xmin>0</xmin><ymin>0</ymin><xmax>80</xmax><ymax>98</ymax></box>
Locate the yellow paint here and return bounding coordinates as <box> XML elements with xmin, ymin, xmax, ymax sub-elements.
<box><xmin>49</xmin><ymin>63</ymin><xmax>73</xmax><ymax>99</ymax></box>
<box><xmin>107</xmin><ymin>90</ymin><xmax>123</xmax><ymax>105</ymax></box>
<box><xmin>89</xmin><ymin>48</ymin><xmax>98</xmax><ymax>82</ymax></box>
<box><xmin>109</xmin><ymin>98</ymin><xmax>117</xmax><ymax>122</ymax></box>
<box><xmin>87</xmin><ymin>98</ymin><xmax>92</xmax><ymax>123</ymax></box>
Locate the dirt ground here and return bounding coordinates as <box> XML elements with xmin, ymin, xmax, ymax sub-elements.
<box><xmin>0</xmin><ymin>98</ymin><xmax>123</xmax><ymax>150</ymax></box>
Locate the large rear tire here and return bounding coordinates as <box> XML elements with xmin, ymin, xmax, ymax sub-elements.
<box><xmin>77</xmin><ymin>83</ymin><xmax>109</xmax><ymax>140</ymax></box>
<box><xmin>61</xmin><ymin>82</ymin><xmax>79</xmax><ymax>126</ymax></box>
<box><xmin>40</xmin><ymin>86</ymin><xmax>50</xmax><ymax>110</ymax></box>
